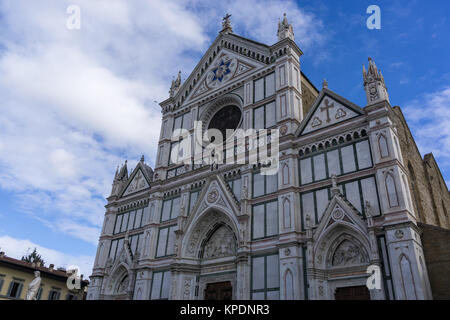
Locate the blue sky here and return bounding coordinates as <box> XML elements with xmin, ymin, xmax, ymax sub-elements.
<box><xmin>0</xmin><ymin>0</ymin><xmax>449</xmax><ymax>277</ymax></box>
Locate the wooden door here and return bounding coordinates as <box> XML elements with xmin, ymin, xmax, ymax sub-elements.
<box><xmin>204</xmin><ymin>282</ymin><xmax>232</xmax><ymax>300</ymax></box>
<box><xmin>335</xmin><ymin>286</ymin><xmax>371</xmax><ymax>300</ymax></box>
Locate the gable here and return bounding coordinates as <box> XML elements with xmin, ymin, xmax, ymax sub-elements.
<box><xmin>122</xmin><ymin>169</ymin><xmax>149</xmax><ymax>197</ymax></box>
<box><xmin>299</xmin><ymin>89</ymin><xmax>364</xmax><ymax>135</ymax></box>
<box><xmin>184</xmin><ymin>175</ymin><xmax>240</xmax><ymax>233</ymax></box>
<box><xmin>187</xmin><ymin>50</ymin><xmax>262</xmax><ymax>102</ymax></box>
<box><xmin>313</xmin><ymin>193</ymin><xmax>368</xmax><ymax>244</ymax></box>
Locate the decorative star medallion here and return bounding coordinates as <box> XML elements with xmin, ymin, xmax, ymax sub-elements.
<box><xmin>212</xmin><ymin>59</ymin><xmax>231</xmax><ymax>82</ymax></box>
<box><xmin>206</xmin><ymin>55</ymin><xmax>237</xmax><ymax>88</ymax></box>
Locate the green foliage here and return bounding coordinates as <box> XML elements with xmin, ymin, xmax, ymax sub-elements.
<box><xmin>21</xmin><ymin>248</ymin><xmax>45</xmax><ymax>266</ymax></box>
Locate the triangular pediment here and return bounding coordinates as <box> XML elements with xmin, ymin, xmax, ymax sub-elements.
<box><xmin>313</xmin><ymin>192</ymin><xmax>368</xmax><ymax>242</ymax></box>
<box><xmin>109</xmin><ymin>239</ymin><xmax>133</xmax><ymax>272</ymax></box>
<box><xmin>163</xmin><ymin>33</ymin><xmax>270</xmax><ymax>107</ymax></box>
<box><xmin>298</xmin><ymin>89</ymin><xmax>364</xmax><ymax>136</ymax></box>
<box><xmin>121</xmin><ymin>168</ymin><xmax>150</xmax><ymax>197</ymax></box>
<box><xmin>183</xmin><ymin>174</ymin><xmax>240</xmax><ymax>233</ymax></box>
<box><xmin>187</xmin><ymin>50</ymin><xmax>263</xmax><ymax>102</ymax></box>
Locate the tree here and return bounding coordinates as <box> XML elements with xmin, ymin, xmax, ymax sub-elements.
<box><xmin>21</xmin><ymin>248</ymin><xmax>45</xmax><ymax>266</ymax></box>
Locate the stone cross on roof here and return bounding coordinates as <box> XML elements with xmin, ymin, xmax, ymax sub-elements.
<box><xmin>221</xmin><ymin>13</ymin><xmax>233</xmax><ymax>33</ymax></box>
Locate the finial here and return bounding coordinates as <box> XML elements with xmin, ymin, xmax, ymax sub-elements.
<box><xmin>322</xmin><ymin>79</ymin><xmax>328</xmax><ymax>89</ymax></box>
<box><xmin>277</xmin><ymin>13</ymin><xmax>294</xmax><ymax>41</ymax></box>
<box><xmin>169</xmin><ymin>71</ymin><xmax>182</xmax><ymax>97</ymax></box>
<box><xmin>221</xmin><ymin>13</ymin><xmax>233</xmax><ymax>33</ymax></box>
<box><xmin>140</xmin><ymin>155</ymin><xmax>145</xmax><ymax>163</ymax></box>
<box><xmin>363</xmin><ymin>57</ymin><xmax>390</xmax><ymax>105</ymax></box>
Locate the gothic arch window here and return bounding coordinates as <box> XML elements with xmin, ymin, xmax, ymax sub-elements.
<box><xmin>408</xmin><ymin>162</ymin><xmax>423</xmax><ymax>222</ymax></box>
<box><xmin>96</xmin><ymin>242</ymin><xmax>104</xmax><ymax>266</ymax></box>
<box><xmin>282</xmin><ymin>163</ymin><xmax>289</xmax><ymax>185</ymax></box>
<box><xmin>149</xmin><ymin>203</ymin><xmax>155</xmax><ymax>222</ymax></box>
<box><xmin>135</xmin><ymin>287</ymin><xmax>142</xmax><ymax>300</ymax></box>
<box><xmin>399</xmin><ymin>255</ymin><xmax>417</xmax><ymax>300</ymax></box>
<box><xmin>283</xmin><ymin>198</ymin><xmax>291</xmax><ymax>229</ymax></box>
<box><xmin>394</xmin><ymin>135</ymin><xmax>401</xmax><ymax>157</ymax></box>
<box><xmin>378</xmin><ymin>134</ymin><xmax>390</xmax><ymax>158</ymax></box>
<box><xmin>284</xmin><ymin>269</ymin><xmax>294</xmax><ymax>300</ymax></box>
<box><xmin>402</xmin><ymin>175</ymin><xmax>413</xmax><ymax>211</ymax></box>
<box><xmin>385</xmin><ymin>173</ymin><xmax>399</xmax><ymax>208</ymax></box>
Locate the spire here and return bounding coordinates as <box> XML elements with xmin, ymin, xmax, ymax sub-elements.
<box><xmin>363</xmin><ymin>57</ymin><xmax>390</xmax><ymax>105</ymax></box>
<box><xmin>117</xmin><ymin>160</ymin><xmax>128</xmax><ymax>181</ymax></box>
<box><xmin>169</xmin><ymin>71</ymin><xmax>182</xmax><ymax>97</ymax></box>
<box><xmin>114</xmin><ymin>165</ymin><xmax>119</xmax><ymax>180</ymax></box>
<box><xmin>277</xmin><ymin>13</ymin><xmax>294</xmax><ymax>41</ymax></box>
<box><xmin>220</xmin><ymin>13</ymin><xmax>233</xmax><ymax>34</ymax></box>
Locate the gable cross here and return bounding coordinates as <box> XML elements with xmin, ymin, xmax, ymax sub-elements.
<box><xmin>320</xmin><ymin>99</ymin><xmax>335</xmax><ymax>123</ymax></box>
<box><xmin>223</xmin><ymin>13</ymin><xmax>232</xmax><ymax>21</ymax></box>
<box><xmin>222</xmin><ymin>13</ymin><xmax>232</xmax><ymax>32</ymax></box>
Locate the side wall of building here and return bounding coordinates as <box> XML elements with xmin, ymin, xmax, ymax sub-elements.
<box><xmin>419</xmin><ymin>223</ymin><xmax>450</xmax><ymax>299</ymax></box>
<box><xmin>392</xmin><ymin>106</ymin><xmax>450</xmax><ymax>229</ymax></box>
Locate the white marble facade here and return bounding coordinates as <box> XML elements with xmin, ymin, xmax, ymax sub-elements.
<box><xmin>87</xmin><ymin>16</ymin><xmax>431</xmax><ymax>300</ymax></box>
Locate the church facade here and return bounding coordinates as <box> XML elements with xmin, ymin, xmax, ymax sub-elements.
<box><xmin>87</xmin><ymin>15</ymin><xmax>450</xmax><ymax>300</ymax></box>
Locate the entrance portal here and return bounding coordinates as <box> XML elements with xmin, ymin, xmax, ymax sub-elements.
<box><xmin>334</xmin><ymin>286</ymin><xmax>370</xmax><ymax>300</ymax></box>
<box><xmin>204</xmin><ymin>282</ymin><xmax>232</xmax><ymax>300</ymax></box>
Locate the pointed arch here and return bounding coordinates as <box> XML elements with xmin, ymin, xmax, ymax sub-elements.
<box><xmin>135</xmin><ymin>287</ymin><xmax>143</xmax><ymax>300</ymax></box>
<box><xmin>326</xmin><ymin>233</ymin><xmax>369</xmax><ymax>268</ymax></box>
<box><xmin>399</xmin><ymin>254</ymin><xmax>417</xmax><ymax>300</ymax></box>
<box><xmin>107</xmin><ymin>263</ymin><xmax>131</xmax><ymax>296</ymax></box>
<box><xmin>181</xmin><ymin>207</ymin><xmax>240</xmax><ymax>259</ymax></box>
<box><xmin>402</xmin><ymin>175</ymin><xmax>412</xmax><ymax>210</ymax></box>
<box><xmin>408</xmin><ymin>162</ymin><xmax>424</xmax><ymax>222</ymax></box>
<box><xmin>385</xmin><ymin>173</ymin><xmax>399</xmax><ymax>207</ymax></box>
<box><xmin>115</xmin><ymin>274</ymin><xmax>129</xmax><ymax>294</ymax></box>
<box><xmin>314</xmin><ymin>221</ymin><xmax>371</xmax><ymax>270</ymax></box>
<box><xmin>284</xmin><ymin>269</ymin><xmax>294</xmax><ymax>300</ymax></box>
<box><xmin>149</xmin><ymin>203</ymin><xmax>155</xmax><ymax>222</ymax></box>
<box><xmin>283</xmin><ymin>198</ymin><xmax>291</xmax><ymax>229</ymax></box>
<box><xmin>282</xmin><ymin>163</ymin><xmax>290</xmax><ymax>185</ymax></box>
<box><xmin>378</xmin><ymin>133</ymin><xmax>390</xmax><ymax>158</ymax></box>
<box><xmin>200</xmin><ymin>224</ymin><xmax>237</xmax><ymax>260</ymax></box>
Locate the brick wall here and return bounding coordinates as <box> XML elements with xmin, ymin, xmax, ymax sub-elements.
<box><xmin>419</xmin><ymin>223</ymin><xmax>450</xmax><ymax>300</ymax></box>
<box><xmin>392</xmin><ymin>107</ymin><xmax>450</xmax><ymax>229</ymax></box>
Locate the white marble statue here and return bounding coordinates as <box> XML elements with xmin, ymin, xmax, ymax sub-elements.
<box><xmin>26</xmin><ymin>271</ymin><xmax>41</xmax><ymax>300</ymax></box>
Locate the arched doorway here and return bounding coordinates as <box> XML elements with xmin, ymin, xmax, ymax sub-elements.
<box><xmin>313</xmin><ymin>225</ymin><xmax>373</xmax><ymax>300</ymax></box>
<box><xmin>105</xmin><ymin>265</ymin><xmax>132</xmax><ymax>300</ymax></box>
<box><xmin>199</xmin><ymin>224</ymin><xmax>237</xmax><ymax>300</ymax></box>
<box><xmin>181</xmin><ymin>209</ymin><xmax>240</xmax><ymax>300</ymax></box>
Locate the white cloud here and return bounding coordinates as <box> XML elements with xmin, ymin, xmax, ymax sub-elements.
<box><xmin>0</xmin><ymin>235</ymin><xmax>94</xmax><ymax>278</ymax></box>
<box><xmin>187</xmin><ymin>0</ymin><xmax>325</xmax><ymax>50</ymax></box>
<box><xmin>0</xmin><ymin>0</ymin><xmax>326</xmax><ymax>251</ymax></box>
<box><xmin>0</xmin><ymin>0</ymin><xmax>210</xmax><ymax>244</ymax></box>
<box><xmin>404</xmin><ymin>86</ymin><xmax>450</xmax><ymax>186</ymax></box>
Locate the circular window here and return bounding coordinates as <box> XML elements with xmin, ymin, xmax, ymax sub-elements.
<box><xmin>207</xmin><ymin>105</ymin><xmax>242</xmax><ymax>143</ymax></box>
